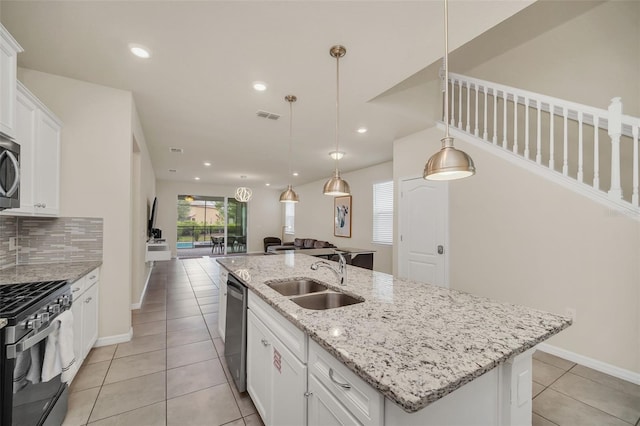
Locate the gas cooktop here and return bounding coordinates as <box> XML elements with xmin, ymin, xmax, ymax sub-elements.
<box><xmin>0</xmin><ymin>280</ymin><xmax>68</xmax><ymax>319</ymax></box>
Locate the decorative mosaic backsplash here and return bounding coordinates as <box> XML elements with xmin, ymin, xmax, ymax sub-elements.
<box><xmin>0</xmin><ymin>216</ymin><xmax>103</xmax><ymax>268</ymax></box>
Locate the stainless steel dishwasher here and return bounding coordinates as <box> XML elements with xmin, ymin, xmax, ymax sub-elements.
<box><xmin>224</xmin><ymin>273</ymin><xmax>247</xmax><ymax>392</ymax></box>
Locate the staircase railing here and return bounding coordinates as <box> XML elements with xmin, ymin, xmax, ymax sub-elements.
<box><xmin>447</xmin><ymin>72</ymin><xmax>640</xmax><ymax>213</ymax></box>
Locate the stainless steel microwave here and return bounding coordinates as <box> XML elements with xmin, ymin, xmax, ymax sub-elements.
<box><xmin>0</xmin><ymin>135</ymin><xmax>20</xmax><ymax>210</ymax></box>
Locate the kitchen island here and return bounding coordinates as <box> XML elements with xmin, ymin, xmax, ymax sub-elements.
<box><xmin>217</xmin><ymin>253</ymin><xmax>571</xmax><ymax>425</ymax></box>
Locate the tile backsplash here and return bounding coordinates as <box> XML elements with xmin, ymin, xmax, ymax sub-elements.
<box><xmin>0</xmin><ymin>216</ymin><xmax>103</xmax><ymax>268</ymax></box>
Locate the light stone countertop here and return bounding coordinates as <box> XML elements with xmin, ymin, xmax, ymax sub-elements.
<box><xmin>0</xmin><ymin>261</ymin><xmax>102</xmax><ymax>285</ymax></box>
<box><xmin>217</xmin><ymin>253</ymin><xmax>571</xmax><ymax>413</ymax></box>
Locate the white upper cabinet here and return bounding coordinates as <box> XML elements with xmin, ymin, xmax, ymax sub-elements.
<box><xmin>3</xmin><ymin>82</ymin><xmax>61</xmax><ymax>216</ymax></box>
<box><xmin>0</xmin><ymin>24</ymin><xmax>23</xmax><ymax>140</ymax></box>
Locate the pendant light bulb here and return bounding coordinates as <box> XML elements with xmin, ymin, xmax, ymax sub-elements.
<box><xmin>280</xmin><ymin>95</ymin><xmax>300</xmax><ymax>203</ymax></box>
<box><xmin>323</xmin><ymin>45</ymin><xmax>351</xmax><ymax>196</ymax></box>
<box><xmin>423</xmin><ymin>0</ymin><xmax>475</xmax><ymax>181</ymax></box>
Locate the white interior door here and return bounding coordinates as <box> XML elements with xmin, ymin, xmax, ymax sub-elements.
<box><xmin>399</xmin><ymin>178</ymin><xmax>449</xmax><ymax>287</ymax></box>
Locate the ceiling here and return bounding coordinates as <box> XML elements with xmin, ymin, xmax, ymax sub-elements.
<box><xmin>0</xmin><ymin>1</ymin><xmax>534</xmax><ymax>189</ymax></box>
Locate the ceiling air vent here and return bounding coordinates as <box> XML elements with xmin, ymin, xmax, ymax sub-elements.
<box><xmin>169</xmin><ymin>147</ymin><xmax>184</xmax><ymax>154</ymax></box>
<box><xmin>256</xmin><ymin>110</ymin><xmax>280</xmax><ymax>121</ymax></box>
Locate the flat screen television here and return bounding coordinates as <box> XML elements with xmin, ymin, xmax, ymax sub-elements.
<box><xmin>148</xmin><ymin>197</ymin><xmax>158</xmax><ymax>238</ymax></box>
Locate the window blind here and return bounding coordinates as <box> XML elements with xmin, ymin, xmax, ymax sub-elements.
<box><xmin>284</xmin><ymin>202</ymin><xmax>295</xmax><ymax>234</ymax></box>
<box><xmin>373</xmin><ymin>181</ymin><xmax>393</xmax><ymax>245</ymax></box>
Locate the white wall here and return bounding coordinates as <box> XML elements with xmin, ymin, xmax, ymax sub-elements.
<box><xmin>18</xmin><ymin>68</ymin><xmax>139</xmax><ymax>340</ymax></box>
<box><xmin>394</xmin><ymin>126</ymin><xmax>640</xmax><ymax>374</ymax></box>
<box><xmin>155</xmin><ymin>180</ymin><xmax>281</xmax><ymax>257</ymax></box>
<box><xmin>293</xmin><ymin>162</ymin><xmax>393</xmax><ymax>274</ymax></box>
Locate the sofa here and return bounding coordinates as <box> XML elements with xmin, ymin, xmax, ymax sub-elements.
<box><xmin>267</xmin><ymin>238</ymin><xmax>335</xmax><ymax>253</ymax></box>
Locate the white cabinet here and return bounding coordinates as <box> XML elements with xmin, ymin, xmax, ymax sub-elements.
<box><xmin>247</xmin><ymin>292</ymin><xmax>307</xmax><ymax>426</ymax></box>
<box><xmin>0</xmin><ymin>24</ymin><xmax>23</xmax><ymax>139</ymax></box>
<box><xmin>217</xmin><ymin>269</ymin><xmax>228</xmax><ymax>341</ymax></box>
<box><xmin>308</xmin><ymin>339</ymin><xmax>384</xmax><ymax>426</ymax></box>
<box><xmin>2</xmin><ymin>82</ymin><xmax>61</xmax><ymax>216</ymax></box>
<box><xmin>69</xmin><ymin>267</ymin><xmax>100</xmax><ymax>381</ymax></box>
<box><xmin>145</xmin><ymin>241</ymin><xmax>171</xmax><ymax>262</ymax></box>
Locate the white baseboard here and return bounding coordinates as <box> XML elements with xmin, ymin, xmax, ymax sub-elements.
<box><xmin>536</xmin><ymin>343</ymin><xmax>640</xmax><ymax>385</ymax></box>
<box><xmin>130</xmin><ymin>266</ymin><xmax>153</xmax><ymax>309</ymax></box>
<box><xmin>94</xmin><ymin>327</ymin><xmax>133</xmax><ymax>347</ymax></box>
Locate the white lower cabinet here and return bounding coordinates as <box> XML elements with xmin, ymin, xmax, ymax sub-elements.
<box><xmin>218</xmin><ymin>269</ymin><xmax>228</xmax><ymax>341</ymax></box>
<box><xmin>247</xmin><ymin>292</ymin><xmax>307</xmax><ymax>426</ymax></box>
<box><xmin>308</xmin><ymin>374</ymin><xmax>360</xmax><ymax>426</ymax></box>
<box><xmin>69</xmin><ymin>267</ymin><xmax>100</xmax><ymax>381</ymax></box>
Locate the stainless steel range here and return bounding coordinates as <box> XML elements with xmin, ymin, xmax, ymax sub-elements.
<box><xmin>0</xmin><ymin>280</ymin><xmax>72</xmax><ymax>426</ymax></box>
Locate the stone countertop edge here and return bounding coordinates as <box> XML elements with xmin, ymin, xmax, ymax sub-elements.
<box><xmin>0</xmin><ymin>261</ymin><xmax>103</xmax><ymax>285</ymax></box>
<box><xmin>216</xmin><ymin>254</ymin><xmax>571</xmax><ymax>413</ymax></box>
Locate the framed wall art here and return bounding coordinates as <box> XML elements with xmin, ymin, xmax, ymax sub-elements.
<box><xmin>334</xmin><ymin>195</ymin><xmax>352</xmax><ymax>238</ymax></box>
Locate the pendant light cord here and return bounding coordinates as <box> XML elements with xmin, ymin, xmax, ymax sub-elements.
<box><xmin>288</xmin><ymin>100</ymin><xmax>293</xmax><ymax>178</ymax></box>
<box><xmin>443</xmin><ymin>0</ymin><xmax>450</xmax><ymax>140</ymax></box>
<box><xmin>335</xmin><ymin>53</ymin><xmax>340</xmax><ymax>173</ymax></box>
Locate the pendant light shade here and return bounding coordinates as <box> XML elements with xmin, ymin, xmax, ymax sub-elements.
<box><xmin>423</xmin><ymin>0</ymin><xmax>475</xmax><ymax>181</ymax></box>
<box><xmin>322</xmin><ymin>170</ymin><xmax>351</xmax><ymax>196</ymax></box>
<box><xmin>323</xmin><ymin>45</ymin><xmax>350</xmax><ymax>196</ymax></box>
<box><xmin>235</xmin><ymin>175</ymin><xmax>252</xmax><ymax>202</ymax></box>
<box><xmin>279</xmin><ymin>184</ymin><xmax>299</xmax><ymax>203</ymax></box>
<box><xmin>424</xmin><ymin>137</ymin><xmax>475</xmax><ymax>180</ymax></box>
<box><xmin>280</xmin><ymin>95</ymin><xmax>300</xmax><ymax>203</ymax></box>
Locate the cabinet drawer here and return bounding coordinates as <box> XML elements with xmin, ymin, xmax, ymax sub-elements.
<box><xmin>70</xmin><ymin>276</ymin><xmax>86</xmax><ymax>298</ymax></box>
<box><xmin>309</xmin><ymin>339</ymin><xmax>383</xmax><ymax>426</ymax></box>
<box><xmin>248</xmin><ymin>291</ymin><xmax>307</xmax><ymax>362</ymax></box>
<box><xmin>85</xmin><ymin>267</ymin><xmax>100</xmax><ymax>287</ymax></box>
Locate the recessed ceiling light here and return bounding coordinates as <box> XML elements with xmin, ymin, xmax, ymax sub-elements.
<box><xmin>194</xmin><ymin>177</ymin><xmax>200</xmax><ymax>181</ymax></box>
<box><xmin>129</xmin><ymin>44</ymin><xmax>151</xmax><ymax>59</ymax></box>
<box><xmin>329</xmin><ymin>151</ymin><xmax>344</xmax><ymax>160</ymax></box>
<box><xmin>357</xmin><ymin>127</ymin><xmax>368</xmax><ymax>134</ymax></box>
<box><xmin>292</xmin><ymin>172</ymin><xmax>299</xmax><ymax>177</ymax></box>
<box><xmin>168</xmin><ymin>169</ymin><xmax>177</xmax><ymax>173</ymax></box>
<box><xmin>265</xmin><ymin>183</ymin><xmax>271</xmax><ymax>187</ymax></box>
<box><xmin>203</xmin><ymin>162</ymin><xmax>211</xmax><ymax>167</ymax></box>
<box><xmin>252</xmin><ymin>81</ymin><xmax>267</xmax><ymax>91</ymax></box>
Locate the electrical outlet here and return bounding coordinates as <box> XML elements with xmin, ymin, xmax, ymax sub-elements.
<box><xmin>564</xmin><ymin>307</ymin><xmax>577</xmax><ymax>323</ymax></box>
<box><xmin>9</xmin><ymin>237</ymin><xmax>17</xmax><ymax>251</ymax></box>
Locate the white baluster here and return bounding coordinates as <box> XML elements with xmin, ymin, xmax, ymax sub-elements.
<box><xmin>450</xmin><ymin>79</ymin><xmax>456</xmax><ymax>126</ymax></box>
<box><xmin>483</xmin><ymin>88</ymin><xmax>488</xmax><ymax>141</ymax></box>
<box><xmin>593</xmin><ymin>115</ymin><xmax>600</xmax><ymax>190</ymax></box>
<box><xmin>524</xmin><ymin>97</ymin><xmax>530</xmax><ymax>159</ymax></box>
<box><xmin>562</xmin><ymin>107</ymin><xmax>569</xmax><ymax>176</ymax></box>
<box><xmin>536</xmin><ymin>101</ymin><xmax>542</xmax><ymax>164</ymax></box>
<box><xmin>474</xmin><ymin>84</ymin><xmax>479</xmax><ymax>137</ymax></box>
<box><xmin>608</xmin><ymin>97</ymin><xmax>623</xmax><ymax>200</ymax></box>
<box><xmin>513</xmin><ymin>94</ymin><xmax>518</xmax><ymax>154</ymax></box>
<box><xmin>549</xmin><ymin>104</ymin><xmax>555</xmax><ymax>170</ymax></box>
<box><xmin>492</xmin><ymin>89</ymin><xmax>498</xmax><ymax>145</ymax></box>
<box><xmin>466</xmin><ymin>82</ymin><xmax>471</xmax><ymax>133</ymax></box>
<box><xmin>577</xmin><ymin>111</ymin><xmax>584</xmax><ymax>183</ymax></box>
<box><xmin>458</xmin><ymin>79</ymin><xmax>463</xmax><ymax>129</ymax></box>
<box><xmin>632</xmin><ymin>125</ymin><xmax>639</xmax><ymax>206</ymax></box>
<box><xmin>503</xmin><ymin>91</ymin><xmax>508</xmax><ymax>149</ymax></box>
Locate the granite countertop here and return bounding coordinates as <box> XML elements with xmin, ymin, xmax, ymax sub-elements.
<box><xmin>0</xmin><ymin>261</ymin><xmax>102</xmax><ymax>285</ymax></box>
<box><xmin>217</xmin><ymin>253</ymin><xmax>571</xmax><ymax>413</ymax></box>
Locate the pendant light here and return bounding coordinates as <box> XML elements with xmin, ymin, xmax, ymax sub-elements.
<box><xmin>280</xmin><ymin>95</ymin><xmax>300</xmax><ymax>203</ymax></box>
<box><xmin>323</xmin><ymin>45</ymin><xmax>351</xmax><ymax>196</ymax></box>
<box><xmin>235</xmin><ymin>176</ymin><xmax>252</xmax><ymax>202</ymax></box>
<box><xmin>423</xmin><ymin>0</ymin><xmax>475</xmax><ymax>181</ymax></box>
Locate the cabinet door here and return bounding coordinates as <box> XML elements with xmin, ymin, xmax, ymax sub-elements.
<box><xmin>247</xmin><ymin>310</ymin><xmax>271</xmax><ymax>423</ymax></box>
<box><xmin>308</xmin><ymin>374</ymin><xmax>361</xmax><ymax>426</ymax></box>
<box><xmin>33</xmin><ymin>110</ymin><xmax>60</xmax><ymax>215</ymax></box>
<box><xmin>218</xmin><ymin>278</ymin><xmax>227</xmax><ymax>341</ymax></box>
<box><xmin>81</xmin><ymin>283</ymin><xmax>99</xmax><ymax>360</ymax></box>
<box><xmin>0</xmin><ymin>26</ymin><xmax>21</xmax><ymax>139</ymax></box>
<box><xmin>270</xmin><ymin>336</ymin><xmax>307</xmax><ymax>426</ymax></box>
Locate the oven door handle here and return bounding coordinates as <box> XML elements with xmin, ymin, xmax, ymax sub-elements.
<box><xmin>6</xmin><ymin>321</ymin><xmax>60</xmax><ymax>359</ymax></box>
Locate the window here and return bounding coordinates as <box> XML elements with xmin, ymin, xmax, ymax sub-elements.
<box><xmin>373</xmin><ymin>181</ymin><xmax>393</xmax><ymax>245</ymax></box>
<box><xmin>284</xmin><ymin>202</ymin><xmax>295</xmax><ymax>235</ymax></box>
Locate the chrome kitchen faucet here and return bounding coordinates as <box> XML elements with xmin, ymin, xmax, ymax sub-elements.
<box><xmin>310</xmin><ymin>253</ymin><xmax>347</xmax><ymax>285</ymax></box>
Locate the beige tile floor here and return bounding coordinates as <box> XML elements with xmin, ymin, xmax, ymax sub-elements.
<box><xmin>63</xmin><ymin>258</ymin><xmax>640</xmax><ymax>426</ymax></box>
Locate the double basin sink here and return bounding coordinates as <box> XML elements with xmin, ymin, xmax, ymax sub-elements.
<box><xmin>265</xmin><ymin>278</ymin><xmax>363</xmax><ymax>310</ymax></box>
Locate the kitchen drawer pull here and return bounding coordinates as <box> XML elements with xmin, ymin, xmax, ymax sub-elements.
<box><xmin>261</xmin><ymin>338</ymin><xmax>270</xmax><ymax>347</ymax></box>
<box><xmin>89</xmin><ymin>275</ymin><xmax>96</xmax><ymax>280</ymax></box>
<box><xmin>72</xmin><ymin>287</ymin><xmax>80</xmax><ymax>292</ymax></box>
<box><xmin>85</xmin><ymin>297</ymin><xmax>92</xmax><ymax>303</ymax></box>
<box><xmin>329</xmin><ymin>368</ymin><xmax>351</xmax><ymax>390</ymax></box>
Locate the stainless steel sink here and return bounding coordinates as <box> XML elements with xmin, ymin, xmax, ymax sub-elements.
<box><xmin>266</xmin><ymin>278</ymin><xmax>328</xmax><ymax>296</ymax></box>
<box><xmin>290</xmin><ymin>292</ymin><xmax>364</xmax><ymax>310</ymax></box>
